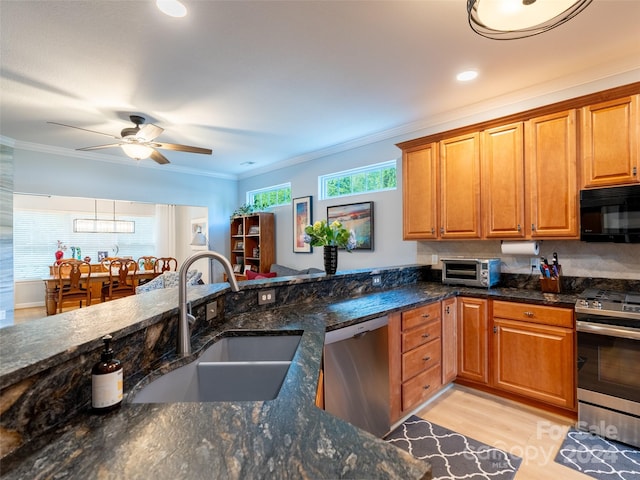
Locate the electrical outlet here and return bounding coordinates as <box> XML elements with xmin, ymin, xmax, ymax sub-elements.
<box><xmin>530</xmin><ymin>257</ymin><xmax>540</xmax><ymax>272</ymax></box>
<box><xmin>258</xmin><ymin>289</ymin><xmax>276</xmax><ymax>305</ymax></box>
<box><xmin>431</xmin><ymin>254</ymin><xmax>438</xmax><ymax>265</ymax></box>
<box><xmin>372</xmin><ymin>275</ymin><xmax>382</xmax><ymax>286</ymax></box>
<box><xmin>206</xmin><ymin>302</ymin><xmax>218</xmax><ymax>321</ymax></box>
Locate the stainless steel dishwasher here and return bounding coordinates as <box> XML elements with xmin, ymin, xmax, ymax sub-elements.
<box><xmin>323</xmin><ymin>316</ymin><xmax>390</xmax><ymax>437</ymax></box>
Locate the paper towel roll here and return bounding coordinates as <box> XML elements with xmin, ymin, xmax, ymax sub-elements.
<box><xmin>500</xmin><ymin>241</ymin><xmax>540</xmax><ymax>255</ymax></box>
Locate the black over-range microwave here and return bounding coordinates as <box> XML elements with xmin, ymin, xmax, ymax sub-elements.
<box><xmin>580</xmin><ymin>185</ymin><xmax>640</xmax><ymax>243</ymax></box>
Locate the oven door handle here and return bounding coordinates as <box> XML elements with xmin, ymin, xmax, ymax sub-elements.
<box><xmin>577</xmin><ymin>321</ymin><xmax>640</xmax><ymax>340</ymax></box>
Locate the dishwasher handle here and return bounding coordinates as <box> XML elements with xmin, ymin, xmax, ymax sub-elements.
<box><xmin>325</xmin><ymin>316</ymin><xmax>389</xmax><ymax>344</ymax></box>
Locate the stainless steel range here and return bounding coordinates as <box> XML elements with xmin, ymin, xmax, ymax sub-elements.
<box><xmin>575</xmin><ymin>288</ymin><xmax>640</xmax><ymax>447</ymax></box>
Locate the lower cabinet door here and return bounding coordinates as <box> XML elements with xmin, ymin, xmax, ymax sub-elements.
<box><xmin>402</xmin><ymin>363</ymin><xmax>442</xmax><ymax>411</ymax></box>
<box><xmin>493</xmin><ymin>319</ymin><xmax>575</xmax><ymax>408</ymax></box>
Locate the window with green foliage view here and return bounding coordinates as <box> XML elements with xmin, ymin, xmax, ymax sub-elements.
<box><xmin>320</xmin><ymin>160</ymin><xmax>397</xmax><ymax>199</ymax></box>
<box><xmin>246</xmin><ymin>183</ymin><xmax>292</xmax><ymax>208</ymax></box>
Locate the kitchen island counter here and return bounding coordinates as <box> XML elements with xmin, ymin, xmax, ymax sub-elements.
<box><xmin>1</xmin><ymin>273</ymin><xmax>578</xmax><ymax>480</ymax></box>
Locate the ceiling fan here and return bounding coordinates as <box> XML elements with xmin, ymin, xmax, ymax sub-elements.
<box><xmin>48</xmin><ymin>115</ymin><xmax>212</xmax><ymax>164</ymax></box>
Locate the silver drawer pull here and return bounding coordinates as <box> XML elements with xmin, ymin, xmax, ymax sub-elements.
<box><xmin>423</xmin><ymin>356</ymin><xmax>431</xmax><ymax>362</ymax></box>
<box><xmin>423</xmin><ymin>384</ymin><xmax>431</xmax><ymax>390</ymax></box>
<box><xmin>421</xmin><ymin>333</ymin><xmax>430</xmax><ymax>338</ymax></box>
<box><xmin>421</xmin><ymin>314</ymin><xmax>430</xmax><ymax>318</ymax></box>
<box><xmin>524</xmin><ymin>311</ymin><xmax>534</xmax><ymax>317</ymax></box>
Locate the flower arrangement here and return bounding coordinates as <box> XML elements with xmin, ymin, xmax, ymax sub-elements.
<box><xmin>304</xmin><ymin>220</ymin><xmax>356</xmax><ymax>251</ymax></box>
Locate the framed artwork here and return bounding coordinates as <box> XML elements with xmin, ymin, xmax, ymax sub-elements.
<box><xmin>190</xmin><ymin>217</ymin><xmax>208</xmax><ymax>250</ymax></box>
<box><xmin>234</xmin><ymin>240</ymin><xmax>244</xmax><ymax>250</ymax></box>
<box><xmin>293</xmin><ymin>196</ymin><xmax>313</xmax><ymax>253</ymax></box>
<box><xmin>327</xmin><ymin>201</ymin><xmax>374</xmax><ymax>250</ymax></box>
<box><xmin>248</xmin><ymin>225</ymin><xmax>260</xmax><ymax>235</ymax></box>
<box><xmin>97</xmin><ymin>251</ymin><xmax>108</xmax><ymax>261</ymax></box>
<box><xmin>233</xmin><ymin>264</ymin><xmax>242</xmax><ymax>273</ymax></box>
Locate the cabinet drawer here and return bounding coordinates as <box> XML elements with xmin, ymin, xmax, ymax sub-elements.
<box><xmin>402</xmin><ymin>303</ymin><xmax>440</xmax><ymax>330</ymax></box>
<box><xmin>402</xmin><ymin>319</ymin><xmax>441</xmax><ymax>352</ymax></box>
<box><xmin>493</xmin><ymin>300</ymin><xmax>573</xmax><ymax>328</ymax></box>
<box><xmin>402</xmin><ymin>364</ymin><xmax>442</xmax><ymax>411</ymax></box>
<box><xmin>402</xmin><ymin>338</ymin><xmax>442</xmax><ymax>382</ymax></box>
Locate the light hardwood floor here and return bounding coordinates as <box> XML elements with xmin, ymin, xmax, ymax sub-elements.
<box><xmin>415</xmin><ymin>385</ymin><xmax>590</xmax><ymax>480</ymax></box>
<box><xmin>13</xmin><ymin>306</ymin><xmax>47</xmax><ymax>324</ymax></box>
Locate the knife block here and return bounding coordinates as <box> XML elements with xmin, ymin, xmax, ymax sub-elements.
<box><xmin>539</xmin><ymin>265</ymin><xmax>561</xmax><ymax>293</ymax></box>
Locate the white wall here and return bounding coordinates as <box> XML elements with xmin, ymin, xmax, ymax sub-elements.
<box><xmin>238</xmin><ymin>139</ymin><xmax>417</xmax><ymax>272</ymax></box>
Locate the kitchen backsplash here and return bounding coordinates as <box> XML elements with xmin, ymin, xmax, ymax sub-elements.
<box><xmin>418</xmin><ymin>240</ymin><xmax>640</xmax><ymax>281</ymax></box>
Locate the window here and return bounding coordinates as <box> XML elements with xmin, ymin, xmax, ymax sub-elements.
<box><xmin>246</xmin><ymin>183</ymin><xmax>292</xmax><ymax>208</ymax></box>
<box><xmin>13</xmin><ymin>209</ymin><xmax>156</xmax><ymax>281</ymax></box>
<box><xmin>319</xmin><ymin>160</ymin><xmax>397</xmax><ymax>200</ymax></box>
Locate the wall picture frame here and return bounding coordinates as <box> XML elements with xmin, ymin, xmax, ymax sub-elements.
<box><xmin>327</xmin><ymin>201</ymin><xmax>374</xmax><ymax>250</ymax></box>
<box><xmin>293</xmin><ymin>196</ymin><xmax>313</xmax><ymax>253</ymax></box>
<box><xmin>190</xmin><ymin>217</ymin><xmax>208</xmax><ymax>250</ymax></box>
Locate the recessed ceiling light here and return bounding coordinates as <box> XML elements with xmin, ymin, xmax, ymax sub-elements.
<box><xmin>156</xmin><ymin>0</ymin><xmax>187</xmax><ymax>18</ymax></box>
<box><xmin>457</xmin><ymin>70</ymin><xmax>479</xmax><ymax>82</ymax></box>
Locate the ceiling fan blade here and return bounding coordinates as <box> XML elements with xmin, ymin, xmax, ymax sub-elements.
<box><xmin>155</xmin><ymin>142</ymin><xmax>212</xmax><ymax>155</ymax></box>
<box><xmin>47</xmin><ymin>121</ymin><xmax>121</xmax><ymax>139</ymax></box>
<box><xmin>136</xmin><ymin>123</ymin><xmax>163</xmax><ymax>141</ymax></box>
<box><xmin>150</xmin><ymin>149</ymin><xmax>170</xmax><ymax>165</ymax></box>
<box><xmin>77</xmin><ymin>143</ymin><xmax>122</xmax><ymax>151</ymax></box>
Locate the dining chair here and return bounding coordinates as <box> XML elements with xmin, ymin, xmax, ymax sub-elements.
<box><xmin>137</xmin><ymin>256</ymin><xmax>158</xmax><ymax>285</ymax></box>
<box><xmin>101</xmin><ymin>258</ymin><xmax>138</xmax><ymax>302</ymax></box>
<box><xmin>54</xmin><ymin>259</ymin><xmax>91</xmax><ymax>313</ymax></box>
<box><xmin>155</xmin><ymin>257</ymin><xmax>178</xmax><ymax>273</ymax></box>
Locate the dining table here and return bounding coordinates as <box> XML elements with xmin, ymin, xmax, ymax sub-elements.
<box><xmin>42</xmin><ymin>269</ymin><xmax>160</xmax><ymax>316</ymax></box>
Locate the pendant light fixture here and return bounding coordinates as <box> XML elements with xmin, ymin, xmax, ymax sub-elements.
<box><xmin>74</xmin><ymin>200</ymin><xmax>135</xmax><ymax>234</ymax></box>
<box><xmin>467</xmin><ymin>0</ymin><xmax>593</xmax><ymax>40</ymax></box>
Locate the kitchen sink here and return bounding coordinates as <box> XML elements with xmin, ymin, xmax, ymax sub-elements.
<box><xmin>131</xmin><ymin>332</ymin><xmax>302</xmax><ymax>403</ymax></box>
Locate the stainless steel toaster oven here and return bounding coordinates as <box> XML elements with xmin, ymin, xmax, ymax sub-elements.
<box><xmin>441</xmin><ymin>258</ymin><xmax>501</xmax><ymax>288</ymax></box>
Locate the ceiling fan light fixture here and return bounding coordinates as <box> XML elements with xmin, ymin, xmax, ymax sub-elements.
<box><xmin>156</xmin><ymin>0</ymin><xmax>187</xmax><ymax>18</ymax></box>
<box><xmin>121</xmin><ymin>143</ymin><xmax>153</xmax><ymax>160</ymax></box>
<box><xmin>467</xmin><ymin>0</ymin><xmax>593</xmax><ymax>40</ymax></box>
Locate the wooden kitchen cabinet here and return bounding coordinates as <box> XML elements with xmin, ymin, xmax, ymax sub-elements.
<box><xmin>482</xmin><ymin>122</ymin><xmax>526</xmax><ymax>238</ymax></box>
<box><xmin>525</xmin><ymin>109</ymin><xmax>579</xmax><ymax>238</ymax></box>
<box><xmin>491</xmin><ymin>301</ymin><xmax>575</xmax><ymax>410</ymax></box>
<box><xmin>581</xmin><ymin>94</ymin><xmax>639</xmax><ymax>188</ymax></box>
<box><xmin>402</xmin><ymin>143</ymin><xmax>439</xmax><ymax>239</ymax></box>
<box><xmin>439</xmin><ymin>132</ymin><xmax>482</xmax><ymax>239</ymax></box>
<box><xmin>441</xmin><ymin>297</ymin><xmax>457</xmax><ymax>385</ymax></box>
<box><xmin>456</xmin><ymin>297</ymin><xmax>489</xmax><ymax>384</ymax></box>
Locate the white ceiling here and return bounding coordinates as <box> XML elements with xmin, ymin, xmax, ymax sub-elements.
<box><xmin>1</xmin><ymin>0</ymin><xmax>639</xmax><ymax>180</ymax></box>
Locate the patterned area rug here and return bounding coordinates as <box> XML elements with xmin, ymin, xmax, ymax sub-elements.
<box><xmin>554</xmin><ymin>428</ymin><xmax>640</xmax><ymax>480</ymax></box>
<box><xmin>385</xmin><ymin>415</ymin><xmax>522</xmax><ymax>480</ymax></box>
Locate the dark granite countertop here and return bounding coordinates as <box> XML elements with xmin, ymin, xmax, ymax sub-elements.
<box><xmin>0</xmin><ymin>280</ymin><xmax>578</xmax><ymax>480</ymax></box>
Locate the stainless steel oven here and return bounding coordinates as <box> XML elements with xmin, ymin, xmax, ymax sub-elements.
<box><xmin>576</xmin><ymin>289</ymin><xmax>640</xmax><ymax>447</ymax></box>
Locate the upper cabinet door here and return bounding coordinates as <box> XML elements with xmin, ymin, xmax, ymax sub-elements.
<box><xmin>526</xmin><ymin>110</ymin><xmax>579</xmax><ymax>238</ymax></box>
<box><xmin>581</xmin><ymin>95</ymin><xmax>639</xmax><ymax>188</ymax></box>
<box><xmin>440</xmin><ymin>132</ymin><xmax>482</xmax><ymax>239</ymax></box>
<box><xmin>403</xmin><ymin>143</ymin><xmax>439</xmax><ymax>239</ymax></box>
<box><xmin>482</xmin><ymin>122</ymin><xmax>525</xmax><ymax>238</ymax></box>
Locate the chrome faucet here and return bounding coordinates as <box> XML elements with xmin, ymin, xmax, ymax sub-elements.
<box><xmin>178</xmin><ymin>250</ymin><xmax>240</xmax><ymax>356</ymax></box>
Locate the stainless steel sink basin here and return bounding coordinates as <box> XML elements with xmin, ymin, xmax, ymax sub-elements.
<box><xmin>131</xmin><ymin>333</ymin><xmax>302</xmax><ymax>403</ymax></box>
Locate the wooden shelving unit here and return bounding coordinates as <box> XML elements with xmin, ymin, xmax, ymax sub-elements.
<box><xmin>230</xmin><ymin>212</ymin><xmax>275</xmax><ymax>280</ymax></box>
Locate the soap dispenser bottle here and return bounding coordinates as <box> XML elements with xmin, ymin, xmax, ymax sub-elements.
<box><xmin>91</xmin><ymin>334</ymin><xmax>123</xmax><ymax>412</ymax></box>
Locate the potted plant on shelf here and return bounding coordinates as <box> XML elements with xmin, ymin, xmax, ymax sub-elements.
<box><xmin>303</xmin><ymin>220</ymin><xmax>356</xmax><ymax>274</ymax></box>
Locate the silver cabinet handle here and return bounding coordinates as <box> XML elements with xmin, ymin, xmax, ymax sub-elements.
<box><xmin>421</xmin><ymin>313</ymin><xmax>430</xmax><ymax>318</ymax></box>
<box><xmin>423</xmin><ymin>384</ymin><xmax>431</xmax><ymax>390</ymax></box>
<box><xmin>524</xmin><ymin>311</ymin><xmax>534</xmax><ymax>317</ymax></box>
<box><xmin>423</xmin><ymin>356</ymin><xmax>431</xmax><ymax>362</ymax></box>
